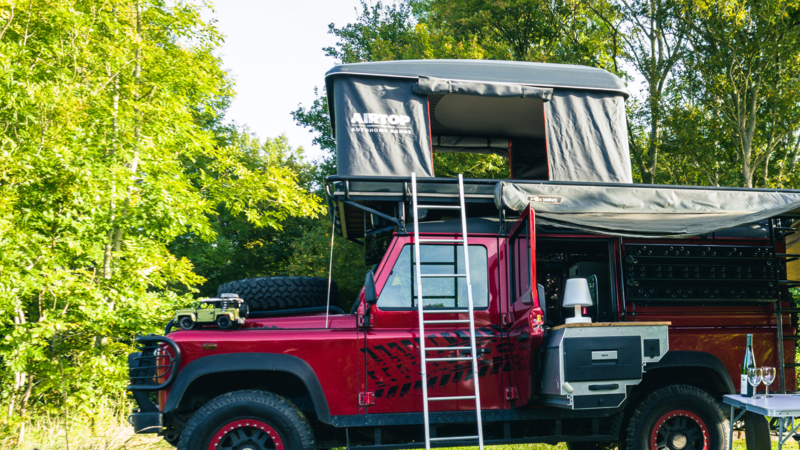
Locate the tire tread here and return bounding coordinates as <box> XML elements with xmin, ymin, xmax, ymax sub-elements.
<box><xmin>217</xmin><ymin>276</ymin><xmax>339</xmax><ymax>312</ymax></box>
<box><xmin>176</xmin><ymin>389</ymin><xmax>314</xmax><ymax>450</ymax></box>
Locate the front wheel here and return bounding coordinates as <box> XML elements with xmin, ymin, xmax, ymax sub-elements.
<box><xmin>178</xmin><ymin>316</ymin><xmax>194</xmax><ymax>331</ymax></box>
<box><xmin>177</xmin><ymin>390</ymin><xmax>315</xmax><ymax>450</ymax></box>
<box><xmin>626</xmin><ymin>384</ymin><xmax>728</xmax><ymax>450</ymax></box>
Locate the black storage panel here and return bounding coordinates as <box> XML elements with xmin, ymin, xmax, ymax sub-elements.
<box><xmin>563</xmin><ymin>336</ymin><xmax>642</xmax><ymax>382</ymax></box>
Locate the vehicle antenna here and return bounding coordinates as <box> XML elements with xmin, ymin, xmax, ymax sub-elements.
<box><xmin>325</xmin><ymin>217</ymin><xmax>336</xmax><ymax>328</ymax></box>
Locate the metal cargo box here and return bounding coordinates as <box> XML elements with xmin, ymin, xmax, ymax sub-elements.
<box><xmin>539</xmin><ymin>322</ymin><xmax>669</xmax><ymax>410</ymax></box>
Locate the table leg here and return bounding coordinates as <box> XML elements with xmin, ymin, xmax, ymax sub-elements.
<box><xmin>727</xmin><ymin>405</ymin><xmax>747</xmax><ymax>450</ymax></box>
<box><xmin>729</xmin><ymin>405</ymin><xmax>734</xmax><ymax>450</ymax></box>
<box><xmin>780</xmin><ymin>417</ymin><xmax>784</xmax><ymax>450</ymax></box>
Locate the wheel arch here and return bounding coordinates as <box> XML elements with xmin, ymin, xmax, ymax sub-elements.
<box><xmin>164</xmin><ymin>353</ymin><xmax>331</xmax><ymax>424</ymax></box>
<box><xmin>633</xmin><ymin>351</ymin><xmax>735</xmax><ymax>404</ymax></box>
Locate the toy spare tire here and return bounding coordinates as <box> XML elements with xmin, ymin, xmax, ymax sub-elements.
<box><xmin>217</xmin><ymin>276</ymin><xmax>340</xmax><ymax>312</ymax></box>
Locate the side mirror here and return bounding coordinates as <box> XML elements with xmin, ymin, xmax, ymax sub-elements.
<box><xmin>364</xmin><ymin>271</ymin><xmax>378</xmax><ymax>305</ymax></box>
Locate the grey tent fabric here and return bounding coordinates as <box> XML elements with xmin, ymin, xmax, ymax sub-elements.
<box><xmin>545</xmin><ymin>90</ymin><xmax>632</xmax><ymax>183</ymax></box>
<box><xmin>334</xmin><ymin>76</ymin><xmax>434</xmax><ymax>177</ymax></box>
<box><xmin>413</xmin><ymin>76</ymin><xmax>554</xmax><ymax>100</ymax></box>
<box><xmin>497</xmin><ymin>182</ymin><xmax>800</xmax><ymax>238</ymax></box>
<box><xmin>327</xmin><ymin>60</ymin><xmax>633</xmax><ymax>182</ymax></box>
<box><xmin>433</xmin><ymin>136</ymin><xmax>510</xmax><ymax>157</ymax></box>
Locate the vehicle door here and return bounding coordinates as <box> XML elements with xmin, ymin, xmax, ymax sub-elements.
<box><xmin>197</xmin><ymin>303</ymin><xmax>215</xmax><ymax>322</ymax></box>
<box><xmin>504</xmin><ymin>205</ymin><xmax>545</xmax><ymax>405</ymax></box>
<box><xmin>362</xmin><ymin>236</ymin><xmax>505</xmax><ymax>414</ymax></box>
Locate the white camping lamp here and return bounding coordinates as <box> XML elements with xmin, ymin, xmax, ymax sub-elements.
<box><xmin>563</xmin><ymin>278</ymin><xmax>593</xmax><ymax>324</ymax></box>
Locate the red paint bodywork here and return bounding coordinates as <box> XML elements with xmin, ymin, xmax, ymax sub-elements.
<box><xmin>160</xmin><ymin>214</ymin><xmax>796</xmax><ymax>417</ymax></box>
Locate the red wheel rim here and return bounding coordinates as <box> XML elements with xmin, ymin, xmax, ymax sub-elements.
<box><xmin>650</xmin><ymin>409</ymin><xmax>709</xmax><ymax>450</ymax></box>
<box><xmin>207</xmin><ymin>418</ymin><xmax>283</xmax><ymax>450</ymax></box>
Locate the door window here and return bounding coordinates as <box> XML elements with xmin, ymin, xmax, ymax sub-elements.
<box><xmin>509</xmin><ymin>211</ymin><xmax>535</xmax><ymax>304</ymax></box>
<box><xmin>377</xmin><ymin>245</ymin><xmax>489</xmax><ymax>310</ymax></box>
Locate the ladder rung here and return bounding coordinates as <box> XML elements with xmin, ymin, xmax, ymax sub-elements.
<box><xmin>424</xmin><ymin>319</ymin><xmax>470</xmax><ymax>324</ymax></box>
<box><xmin>420</xmin><ymin>273</ymin><xmax>466</xmax><ymax>278</ymax></box>
<box><xmin>422</xmin><ymin>309</ymin><xmax>469</xmax><ymax>314</ymax></box>
<box><xmin>781</xmin><ymin>308</ymin><xmax>800</xmax><ymax>313</ymax></box>
<box><xmin>429</xmin><ymin>435</ymin><xmax>480</xmax><ymax>442</ymax></box>
<box><xmin>428</xmin><ymin>395</ymin><xmax>476</xmax><ymax>402</ymax></box>
<box><xmin>783</xmin><ymin>335</ymin><xmax>800</xmax><ymax>340</ymax></box>
<box><xmin>418</xmin><ymin>204</ymin><xmax>461</xmax><ymax>210</ymax></box>
<box><xmin>426</xmin><ymin>356</ymin><xmax>473</xmax><ymax>362</ymax></box>
<box><xmin>425</xmin><ymin>346</ymin><xmax>471</xmax><ymax>351</ymax></box>
<box><xmin>784</xmin><ymin>363</ymin><xmax>800</xmax><ymax>368</ymax></box>
<box><xmin>418</xmin><ymin>238</ymin><xmax>464</xmax><ymax>243</ymax></box>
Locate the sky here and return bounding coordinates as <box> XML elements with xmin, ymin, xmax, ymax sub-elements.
<box><xmin>210</xmin><ymin>0</ymin><xmax>362</xmax><ymax>161</ymax></box>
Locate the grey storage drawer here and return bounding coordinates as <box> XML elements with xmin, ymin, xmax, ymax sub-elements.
<box><xmin>539</xmin><ymin>322</ymin><xmax>668</xmax><ymax>410</ymax></box>
<box><xmin>564</xmin><ymin>336</ymin><xmax>642</xmax><ymax>382</ymax></box>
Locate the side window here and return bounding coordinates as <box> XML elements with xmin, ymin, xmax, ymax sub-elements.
<box><xmin>377</xmin><ymin>245</ymin><xmax>489</xmax><ymax>310</ymax></box>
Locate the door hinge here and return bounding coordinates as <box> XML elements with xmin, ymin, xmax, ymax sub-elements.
<box><xmin>505</xmin><ymin>387</ymin><xmax>519</xmax><ymax>401</ymax></box>
<box><xmin>359</xmin><ymin>392</ymin><xmax>375</xmax><ymax>406</ymax></box>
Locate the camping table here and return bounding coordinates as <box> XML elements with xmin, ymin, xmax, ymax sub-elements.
<box><xmin>723</xmin><ymin>394</ymin><xmax>800</xmax><ymax>450</ymax></box>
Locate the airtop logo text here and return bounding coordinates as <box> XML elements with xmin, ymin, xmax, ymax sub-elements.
<box><xmin>350</xmin><ymin>113</ymin><xmax>411</xmax><ymax>126</ymax></box>
<box><xmin>349</xmin><ymin>112</ymin><xmax>413</xmax><ymax>135</ymax></box>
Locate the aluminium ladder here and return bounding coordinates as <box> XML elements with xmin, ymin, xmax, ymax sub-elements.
<box><xmin>411</xmin><ymin>172</ymin><xmax>484</xmax><ymax>450</ymax></box>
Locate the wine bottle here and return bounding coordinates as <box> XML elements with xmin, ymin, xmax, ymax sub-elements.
<box><xmin>741</xmin><ymin>334</ymin><xmax>756</xmax><ymax>397</ymax></box>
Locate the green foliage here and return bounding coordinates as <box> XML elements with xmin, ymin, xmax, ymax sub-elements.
<box><xmin>0</xmin><ymin>0</ymin><xmax>320</xmax><ymax>443</ymax></box>
<box><xmin>286</xmin><ymin>218</ymin><xmax>368</xmax><ymax>313</ymax></box>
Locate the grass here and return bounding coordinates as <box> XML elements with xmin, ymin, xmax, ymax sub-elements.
<box><xmin>6</xmin><ymin>423</ymin><xmax>800</xmax><ymax>450</ymax></box>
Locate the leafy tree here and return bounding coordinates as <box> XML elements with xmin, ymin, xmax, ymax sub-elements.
<box><xmin>0</xmin><ymin>0</ymin><xmax>320</xmax><ymax>442</ymax></box>
<box><xmin>589</xmin><ymin>0</ymin><xmax>687</xmax><ymax>184</ymax></box>
<box><xmin>678</xmin><ymin>0</ymin><xmax>800</xmax><ymax>187</ymax></box>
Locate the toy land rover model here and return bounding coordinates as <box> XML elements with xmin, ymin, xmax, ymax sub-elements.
<box><xmin>173</xmin><ymin>294</ymin><xmax>248</xmax><ymax>330</ymax></box>
<box><xmin>127</xmin><ymin>60</ymin><xmax>800</xmax><ymax>450</ymax></box>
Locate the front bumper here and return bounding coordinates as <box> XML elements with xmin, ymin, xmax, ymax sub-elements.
<box><xmin>127</xmin><ymin>335</ymin><xmax>181</xmax><ymax>434</ymax></box>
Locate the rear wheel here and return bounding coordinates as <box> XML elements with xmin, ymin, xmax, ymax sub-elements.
<box><xmin>626</xmin><ymin>384</ymin><xmax>728</xmax><ymax>450</ymax></box>
<box><xmin>178</xmin><ymin>316</ymin><xmax>194</xmax><ymax>331</ymax></box>
<box><xmin>177</xmin><ymin>390</ymin><xmax>315</xmax><ymax>450</ymax></box>
<box><xmin>216</xmin><ymin>315</ymin><xmax>232</xmax><ymax>329</ymax></box>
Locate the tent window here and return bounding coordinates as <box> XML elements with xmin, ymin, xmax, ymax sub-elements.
<box><xmin>429</xmin><ymin>93</ymin><xmax>549</xmax><ymax>180</ymax></box>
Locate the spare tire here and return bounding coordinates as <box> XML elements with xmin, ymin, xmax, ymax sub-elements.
<box><xmin>217</xmin><ymin>277</ymin><xmax>340</xmax><ymax>312</ymax></box>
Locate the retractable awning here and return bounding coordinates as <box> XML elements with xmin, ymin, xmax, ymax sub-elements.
<box><xmin>497</xmin><ymin>182</ymin><xmax>800</xmax><ymax>238</ymax></box>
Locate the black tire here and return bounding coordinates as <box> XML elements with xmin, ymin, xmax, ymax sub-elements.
<box><xmin>178</xmin><ymin>316</ymin><xmax>194</xmax><ymax>331</ymax></box>
<box><xmin>217</xmin><ymin>276</ymin><xmax>339</xmax><ymax>312</ymax></box>
<box><xmin>177</xmin><ymin>390</ymin><xmax>314</xmax><ymax>450</ymax></box>
<box><xmin>626</xmin><ymin>384</ymin><xmax>729</xmax><ymax>450</ymax></box>
<box><xmin>216</xmin><ymin>315</ymin><xmax>232</xmax><ymax>329</ymax></box>
<box><xmin>744</xmin><ymin>412</ymin><xmax>770</xmax><ymax>450</ymax></box>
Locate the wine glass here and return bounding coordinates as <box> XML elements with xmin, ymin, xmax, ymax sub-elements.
<box><xmin>762</xmin><ymin>367</ymin><xmax>776</xmax><ymax>398</ymax></box>
<box><xmin>748</xmin><ymin>367</ymin><xmax>763</xmax><ymax>398</ymax></box>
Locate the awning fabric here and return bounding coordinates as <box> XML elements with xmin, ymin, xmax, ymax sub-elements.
<box><xmin>497</xmin><ymin>182</ymin><xmax>800</xmax><ymax>238</ymax></box>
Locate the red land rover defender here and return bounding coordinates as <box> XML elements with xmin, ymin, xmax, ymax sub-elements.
<box><xmin>128</xmin><ymin>60</ymin><xmax>800</xmax><ymax>450</ymax></box>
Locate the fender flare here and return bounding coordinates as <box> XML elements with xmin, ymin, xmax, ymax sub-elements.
<box><xmin>644</xmin><ymin>350</ymin><xmax>735</xmax><ymax>394</ymax></box>
<box><xmin>164</xmin><ymin>353</ymin><xmax>331</xmax><ymax>423</ymax></box>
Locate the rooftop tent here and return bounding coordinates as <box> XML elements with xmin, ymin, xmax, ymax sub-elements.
<box><xmin>326</xmin><ymin>60</ymin><xmax>632</xmax><ymax>183</ymax></box>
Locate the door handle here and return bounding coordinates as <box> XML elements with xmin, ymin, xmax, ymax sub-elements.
<box><xmin>588</xmin><ymin>384</ymin><xmax>620</xmax><ymax>391</ymax></box>
<box><xmin>516</xmin><ymin>332</ymin><xmax>530</xmax><ymax>342</ymax></box>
